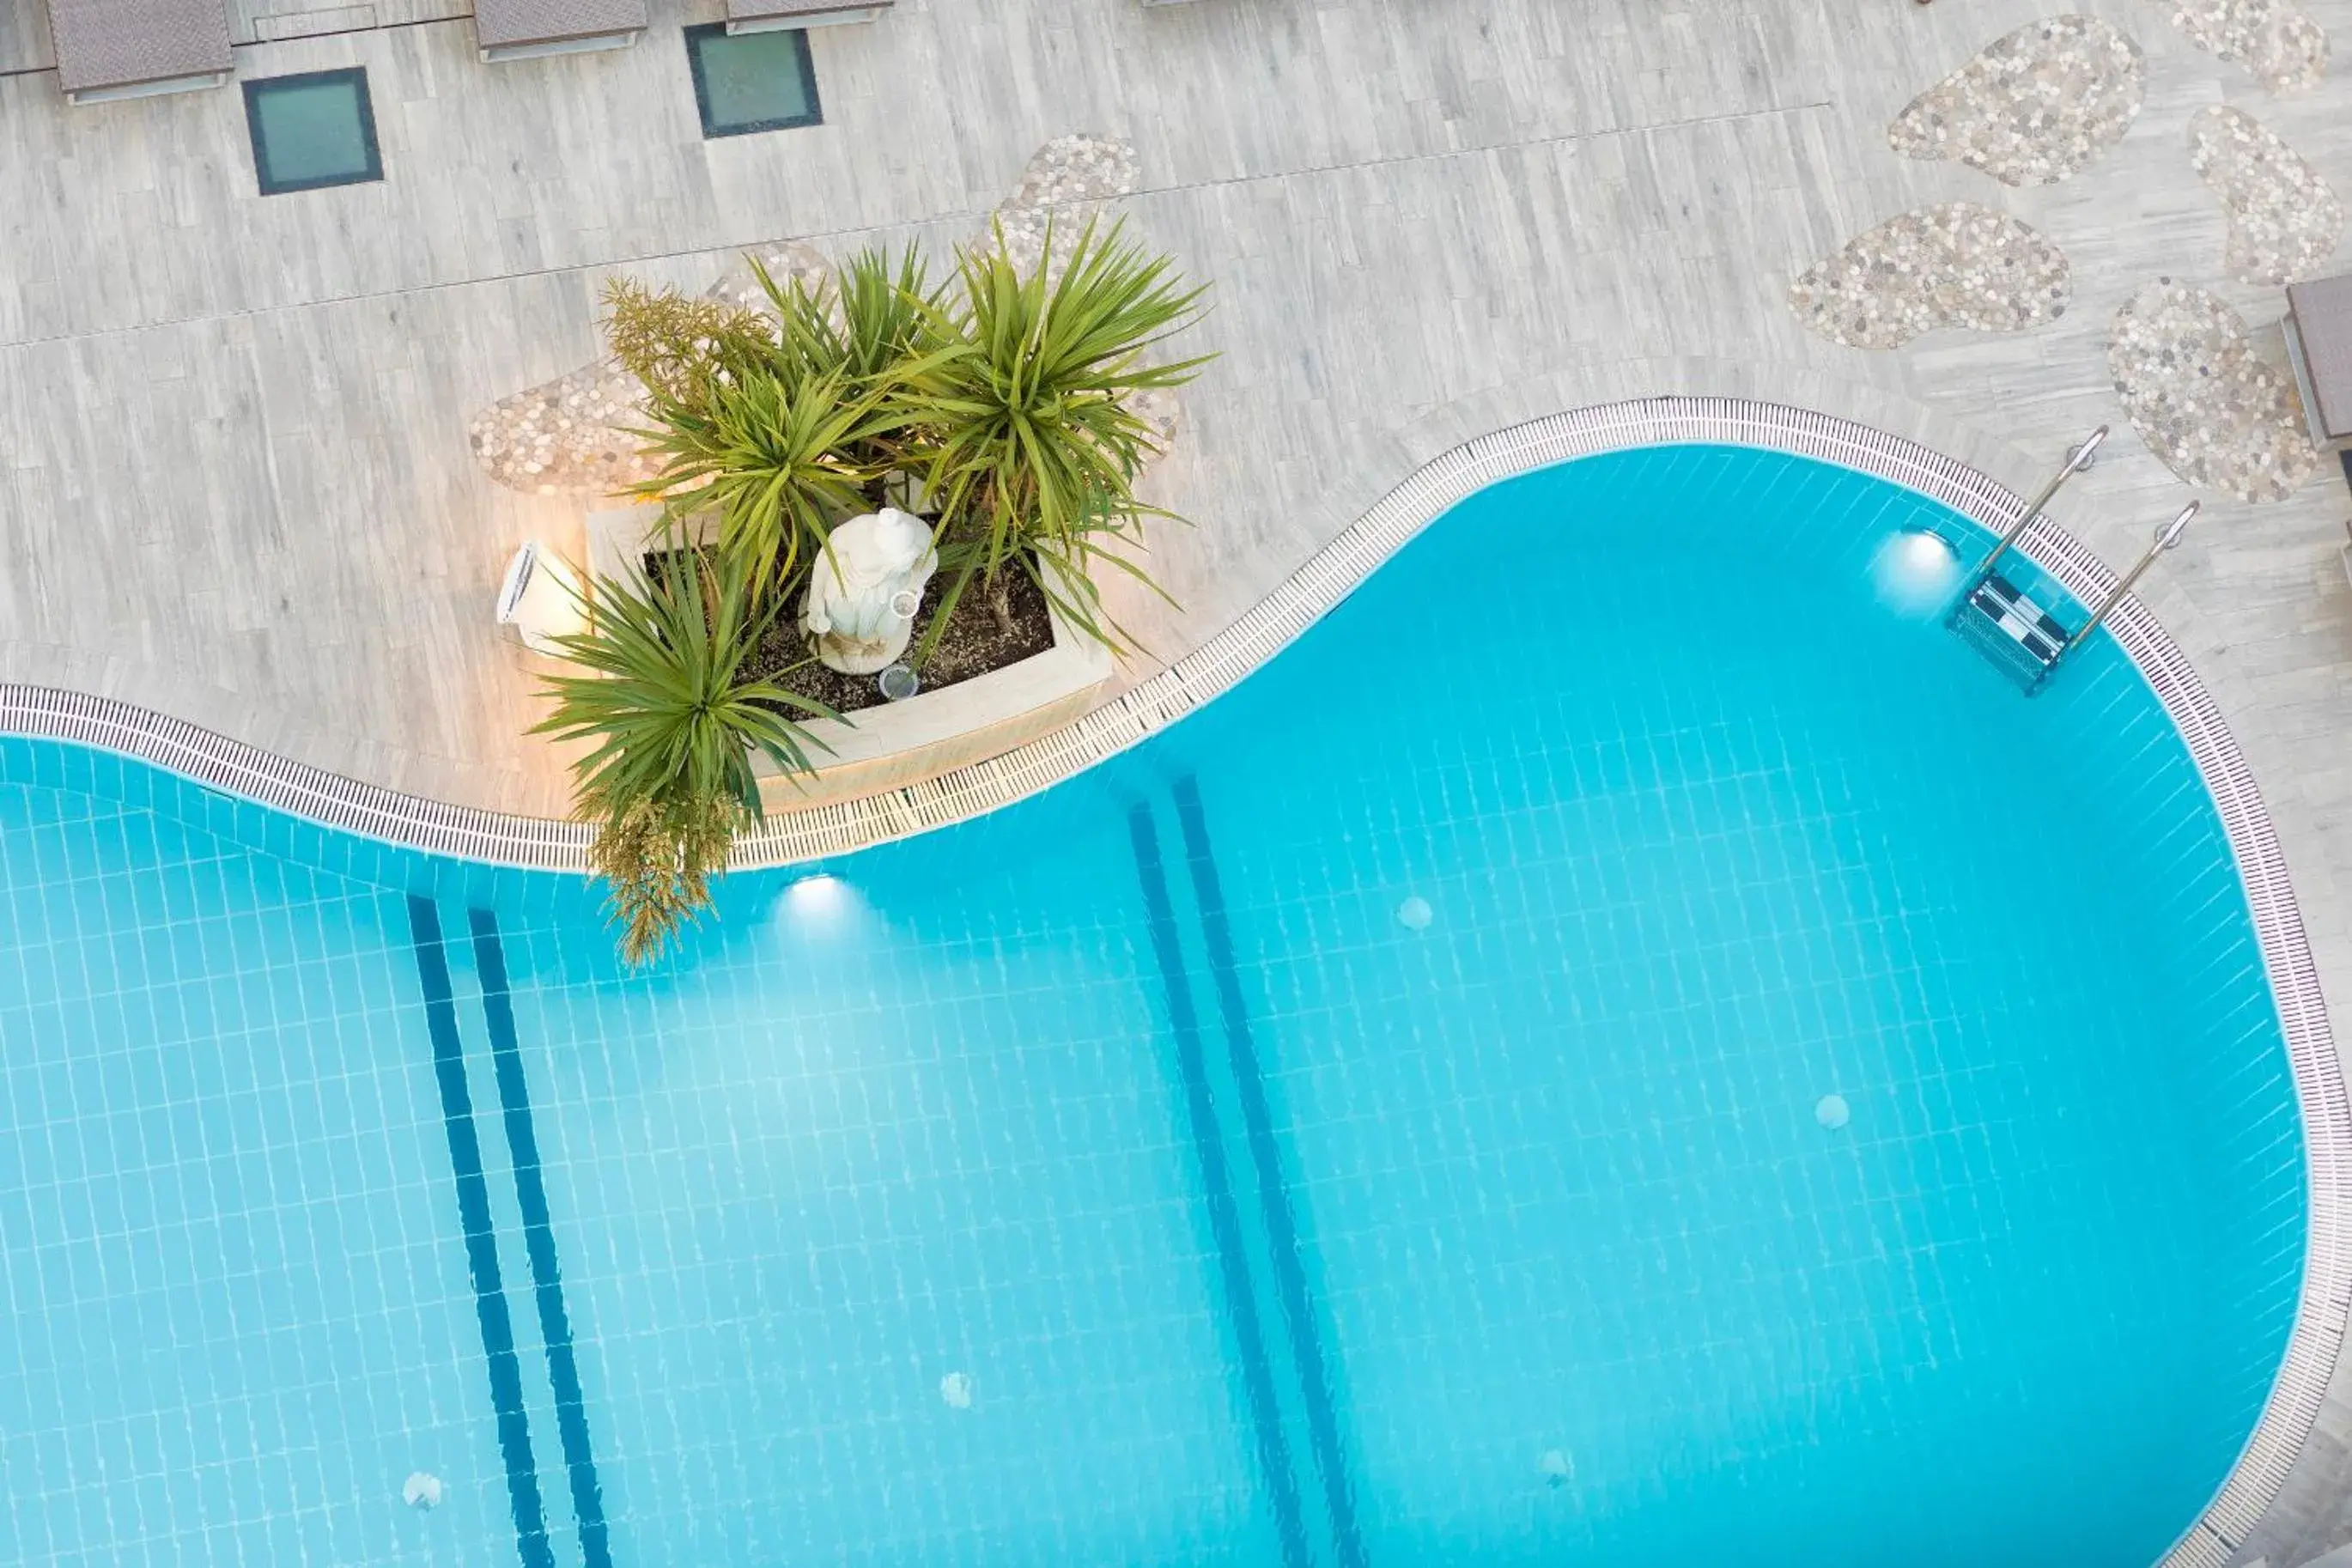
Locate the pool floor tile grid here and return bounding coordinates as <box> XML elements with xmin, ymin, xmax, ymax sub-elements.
<box><xmin>1110</xmin><ymin>448</ymin><xmax>2301</xmax><ymax>1566</ymax></box>
<box><xmin>1132</xmin><ymin>798</ymin><xmax>1315</xmax><ymax>1568</ymax></box>
<box><xmin>466</xmin><ymin>909</ymin><xmax>612</xmax><ymax>1568</ymax></box>
<box><xmin>474</xmin><ymin>816</ymin><xmax>1291</xmax><ymax>1566</ymax></box>
<box><xmin>1131</xmin><ymin>792</ymin><xmax>1370</xmax><ymax>1568</ymax></box>
<box><xmin>0</xmin><ymin>781</ymin><xmax>514</xmax><ymax>1567</ymax></box>
<box><xmin>1170</xmin><ymin>776</ymin><xmax>1367</xmax><ymax>1568</ymax></box>
<box><xmin>0</xmin><ymin>432</ymin><xmax>2328</xmax><ymax>1567</ymax></box>
<box><xmin>406</xmin><ymin>896</ymin><xmax>560</xmax><ymax>1568</ymax></box>
<box><xmin>402</xmin><ymin>896</ymin><xmax>619</xmax><ymax>1568</ymax></box>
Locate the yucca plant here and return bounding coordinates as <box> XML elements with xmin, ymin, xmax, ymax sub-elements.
<box><xmin>533</xmin><ymin>548</ymin><xmax>833</xmax><ymax>962</ymax></box>
<box><xmin>764</xmin><ymin>244</ymin><xmax>945</xmax><ymax>385</ymax></box>
<box><xmin>629</xmin><ymin>363</ymin><xmax>902</xmax><ymax>593</ymax></box>
<box><xmin>611</xmin><ymin>258</ymin><xmax>933</xmax><ymax>593</ymax></box>
<box><xmin>906</xmin><ymin>216</ymin><xmax>1212</xmax><ymax>652</ymax></box>
<box><xmin>547</xmin><ymin>228</ymin><xmax>1212</xmax><ymax>957</ymax></box>
<box><xmin>756</xmin><ymin>246</ymin><xmax>959</xmax><ymax>495</ymax></box>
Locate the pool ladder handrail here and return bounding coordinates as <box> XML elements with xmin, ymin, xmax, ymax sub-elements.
<box><xmin>1945</xmin><ymin>428</ymin><xmax>2198</xmax><ymax>692</ymax></box>
<box><xmin>1961</xmin><ymin>426</ymin><xmax>2106</xmax><ymax>595</ymax></box>
<box><xmin>2064</xmin><ymin>501</ymin><xmax>2197</xmax><ymax>656</ymax></box>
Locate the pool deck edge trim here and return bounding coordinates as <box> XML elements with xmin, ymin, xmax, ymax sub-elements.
<box><xmin>3</xmin><ymin>395</ymin><xmax>2343</xmax><ymax>1564</ymax></box>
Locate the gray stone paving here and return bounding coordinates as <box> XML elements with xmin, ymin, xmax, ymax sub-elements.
<box><xmin>8</xmin><ymin>1</ymin><xmax>2352</xmax><ymax>1558</ymax></box>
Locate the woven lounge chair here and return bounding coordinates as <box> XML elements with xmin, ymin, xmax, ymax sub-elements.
<box><xmin>722</xmin><ymin>0</ymin><xmax>889</xmax><ymax>33</ymax></box>
<box><xmin>473</xmin><ymin>0</ymin><xmax>646</xmax><ymax>61</ymax></box>
<box><xmin>2286</xmin><ymin>274</ymin><xmax>2352</xmax><ymax>451</ymax></box>
<box><xmin>46</xmin><ymin>0</ymin><xmax>232</xmax><ymax>104</ymax></box>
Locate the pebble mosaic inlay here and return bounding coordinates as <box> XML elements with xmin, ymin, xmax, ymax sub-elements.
<box><xmin>1888</xmin><ymin>15</ymin><xmax>2145</xmax><ymax>186</ymax></box>
<box><xmin>1787</xmin><ymin>202</ymin><xmax>2070</xmax><ymax>350</ymax></box>
<box><xmin>466</xmin><ymin>362</ymin><xmax>659</xmax><ymax>497</ymax></box>
<box><xmin>469</xmin><ymin>139</ymin><xmax>1145</xmax><ymax>498</ymax></box>
<box><xmin>2161</xmin><ymin>0</ymin><xmax>2330</xmax><ymax>93</ymax></box>
<box><xmin>702</xmin><ymin>240</ymin><xmax>833</xmax><ymax>318</ymax></box>
<box><xmin>2189</xmin><ymin>105</ymin><xmax>2345</xmax><ymax>284</ymax></box>
<box><xmin>2108</xmin><ymin>281</ymin><xmax>2319</xmax><ymax>502</ymax></box>
<box><xmin>466</xmin><ymin>241</ymin><xmax>832</xmax><ymax>498</ymax></box>
<box><xmin>980</xmin><ymin>134</ymin><xmax>1142</xmax><ymax>277</ymax></box>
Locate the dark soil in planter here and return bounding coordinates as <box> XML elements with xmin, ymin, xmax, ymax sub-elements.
<box><xmin>642</xmin><ymin>548</ymin><xmax>1057</xmax><ymax>718</ymax></box>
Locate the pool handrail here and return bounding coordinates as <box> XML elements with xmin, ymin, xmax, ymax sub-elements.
<box><xmin>1966</xmin><ymin>425</ymin><xmax>2108</xmax><ymax>589</ymax></box>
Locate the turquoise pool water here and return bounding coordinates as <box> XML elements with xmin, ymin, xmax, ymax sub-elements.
<box><xmin>0</xmin><ymin>446</ymin><xmax>2306</xmax><ymax>1567</ymax></box>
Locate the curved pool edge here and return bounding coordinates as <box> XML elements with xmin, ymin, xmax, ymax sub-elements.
<box><xmin>5</xmin><ymin>397</ymin><xmax>2346</xmax><ymax>1565</ymax></box>
<box><xmin>0</xmin><ymin>399</ymin><xmax>2209</xmax><ymax>878</ymax></box>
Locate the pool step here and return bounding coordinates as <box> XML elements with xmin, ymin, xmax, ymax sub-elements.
<box><xmin>1948</xmin><ymin>569</ymin><xmax>2069</xmax><ymax>694</ymax></box>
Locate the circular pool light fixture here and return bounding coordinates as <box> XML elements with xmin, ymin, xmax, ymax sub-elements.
<box><xmin>878</xmin><ymin>663</ymin><xmax>920</xmax><ymax>702</ymax></box>
<box><xmin>784</xmin><ymin>873</ymin><xmax>851</xmax><ymax>923</ymax></box>
<box><xmin>1870</xmin><ymin>530</ymin><xmax>1962</xmax><ymax>619</ymax></box>
<box><xmin>771</xmin><ymin>872</ymin><xmax>871</xmax><ymax>945</ymax></box>
<box><xmin>939</xmin><ymin>1371</ymin><xmax>973</xmax><ymax>1409</ymax></box>
<box><xmin>1396</xmin><ymin>896</ymin><xmax>1433</xmax><ymax>931</ymax></box>
<box><xmin>402</xmin><ymin>1472</ymin><xmax>443</xmax><ymax>1510</ymax></box>
<box><xmin>1815</xmin><ymin>1093</ymin><xmax>1851</xmax><ymax>1131</ymax></box>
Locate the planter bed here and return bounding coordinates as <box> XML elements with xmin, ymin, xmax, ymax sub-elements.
<box><xmin>586</xmin><ymin>503</ymin><xmax>1113</xmax><ymax>811</ymax></box>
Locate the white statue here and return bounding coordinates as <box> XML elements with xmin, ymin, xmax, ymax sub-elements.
<box><xmin>800</xmin><ymin>507</ymin><xmax>938</xmax><ymax>674</ymax></box>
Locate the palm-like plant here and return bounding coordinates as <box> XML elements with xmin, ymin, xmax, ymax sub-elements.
<box><xmin>550</xmin><ymin>225</ymin><xmax>1215</xmax><ymax>959</ymax></box>
<box><xmin>630</xmin><ymin>363</ymin><xmax>901</xmax><ymax>593</ymax></box>
<box><xmin>907</xmin><ymin>217</ymin><xmax>1212</xmax><ymax>649</ymax></box>
<box><xmin>756</xmin><ymin>246</ymin><xmax>957</xmax><ymax>497</ymax></box>
<box><xmin>533</xmin><ymin>548</ymin><xmax>832</xmax><ymax>960</ymax></box>
<box><xmin>766</xmin><ymin>244</ymin><xmax>945</xmax><ymax>385</ymax></box>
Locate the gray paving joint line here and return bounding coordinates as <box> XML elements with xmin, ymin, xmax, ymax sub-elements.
<box><xmin>0</xmin><ymin>100</ymin><xmax>1830</xmax><ymax>354</ymax></box>
<box><xmin>1107</xmin><ymin>99</ymin><xmax>1834</xmax><ymax>199</ymax></box>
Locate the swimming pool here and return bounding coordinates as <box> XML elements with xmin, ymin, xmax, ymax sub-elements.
<box><xmin>0</xmin><ymin>437</ymin><xmax>2319</xmax><ymax>1567</ymax></box>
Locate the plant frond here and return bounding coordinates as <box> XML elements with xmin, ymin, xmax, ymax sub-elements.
<box><xmin>601</xmin><ymin>277</ymin><xmax>775</xmax><ymax>404</ymax></box>
<box><xmin>533</xmin><ymin>547</ymin><xmax>840</xmax><ymax>959</ymax></box>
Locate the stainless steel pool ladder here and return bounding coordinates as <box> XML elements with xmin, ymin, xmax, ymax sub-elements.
<box><xmin>1946</xmin><ymin>430</ymin><xmax>2197</xmax><ymax>693</ymax></box>
<box><xmin>1962</xmin><ymin>427</ymin><xmax>2107</xmax><ymax>592</ymax></box>
<box><xmin>1944</xmin><ymin>429</ymin><xmax>2106</xmax><ymax>692</ymax></box>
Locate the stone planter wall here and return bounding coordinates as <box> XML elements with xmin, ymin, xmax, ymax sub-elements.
<box><xmin>752</xmin><ymin>612</ymin><xmax>1113</xmax><ymax>811</ymax></box>
<box><xmin>582</xmin><ymin>502</ymin><xmax>1115</xmax><ymax>816</ymax></box>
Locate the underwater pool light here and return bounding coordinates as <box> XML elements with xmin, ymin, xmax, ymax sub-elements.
<box><xmin>786</xmin><ymin>873</ymin><xmax>848</xmax><ymax>914</ymax></box>
<box><xmin>1870</xmin><ymin>529</ymin><xmax>1962</xmax><ymax>617</ymax></box>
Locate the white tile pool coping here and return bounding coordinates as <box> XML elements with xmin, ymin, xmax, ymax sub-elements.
<box><xmin>3</xmin><ymin>395</ymin><xmax>2345</xmax><ymax>1565</ymax></box>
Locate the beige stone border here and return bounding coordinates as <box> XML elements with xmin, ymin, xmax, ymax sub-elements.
<box><xmin>2</xmin><ymin>396</ymin><xmax>2343</xmax><ymax>1565</ymax></box>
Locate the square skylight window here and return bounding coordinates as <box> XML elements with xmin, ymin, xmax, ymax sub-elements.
<box><xmin>242</xmin><ymin>69</ymin><xmax>383</xmax><ymax>197</ymax></box>
<box><xmin>684</xmin><ymin>24</ymin><xmax>822</xmax><ymax>139</ymax></box>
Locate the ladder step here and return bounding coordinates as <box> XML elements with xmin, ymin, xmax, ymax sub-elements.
<box><xmin>1948</xmin><ymin>571</ymin><xmax>2071</xmax><ymax>694</ymax></box>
